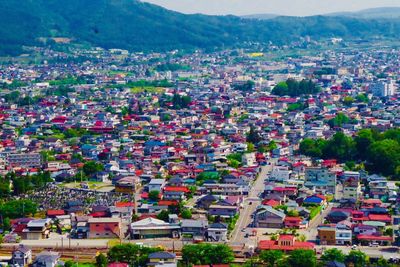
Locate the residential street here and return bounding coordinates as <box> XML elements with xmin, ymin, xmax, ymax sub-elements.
<box><xmin>230</xmin><ymin>164</ymin><xmax>272</xmax><ymax>246</ymax></box>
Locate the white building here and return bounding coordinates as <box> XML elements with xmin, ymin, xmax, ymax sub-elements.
<box><xmin>370</xmin><ymin>80</ymin><xmax>396</xmax><ymax>97</ymax></box>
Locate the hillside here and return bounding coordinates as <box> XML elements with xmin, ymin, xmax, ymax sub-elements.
<box><xmin>2</xmin><ymin>0</ymin><xmax>400</xmax><ymax>55</ymax></box>
<box><xmin>326</xmin><ymin>7</ymin><xmax>400</xmax><ymax>19</ymax></box>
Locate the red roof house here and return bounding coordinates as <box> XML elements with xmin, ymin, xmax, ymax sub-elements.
<box><xmin>258</xmin><ymin>235</ymin><xmax>315</xmax><ymax>252</ymax></box>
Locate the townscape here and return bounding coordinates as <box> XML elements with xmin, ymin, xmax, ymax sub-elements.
<box><xmin>0</xmin><ymin>38</ymin><xmax>399</xmax><ymax>267</ymax></box>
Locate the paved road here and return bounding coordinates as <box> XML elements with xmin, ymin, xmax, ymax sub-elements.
<box><xmin>230</xmin><ymin>164</ymin><xmax>272</xmax><ymax>245</ymax></box>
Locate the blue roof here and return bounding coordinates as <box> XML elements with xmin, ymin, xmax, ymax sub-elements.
<box><xmin>304</xmin><ymin>195</ymin><xmax>324</xmax><ymax>204</ymax></box>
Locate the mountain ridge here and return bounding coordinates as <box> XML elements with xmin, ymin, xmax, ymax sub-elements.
<box><xmin>2</xmin><ymin>1</ymin><xmax>400</xmax><ymax>56</ymax></box>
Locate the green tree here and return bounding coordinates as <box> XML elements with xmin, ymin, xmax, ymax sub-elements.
<box><xmin>323</xmin><ymin>132</ymin><xmax>356</xmax><ymax>162</ymax></box>
<box><xmin>148</xmin><ymin>190</ymin><xmax>160</xmax><ymax>201</ymax></box>
<box><xmin>321</xmin><ymin>248</ymin><xmax>345</xmax><ymax>263</ymax></box>
<box><xmin>287</xmin><ymin>249</ymin><xmax>316</xmax><ymax>267</ymax></box>
<box><xmin>0</xmin><ymin>200</ymin><xmax>37</xmax><ymax>218</ymax></box>
<box><xmin>95</xmin><ymin>253</ymin><xmax>108</xmax><ymax>267</ymax></box>
<box><xmin>328</xmin><ymin>113</ymin><xmax>350</xmax><ymax>128</ymax></box>
<box><xmin>356</xmin><ymin>94</ymin><xmax>369</xmax><ymax>103</ymax></box>
<box><xmin>247</xmin><ymin>125</ymin><xmax>262</xmax><ymax>144</ymax></box>
<box><xmin>107</xmin><ymin>243</ymin><xmax>162</xmax><ymax>267</ymax></box>
<box><xmin>345</xmin><ymin>250</ymin><xmax>369</xmax><ymax>267</ymax></box>
<box><xmin>0</xmin><ymin>179</ymin><xmax>11</xmax><ymax>197</ymax></box>
<box><xmin>374</xmin><ymin>257</ymin><xmax>391</xmax><ymax>267</ymax></box>
<box><xmin>156</xmin><ymin>210</ymin><xmax>170</xmax><ymax>222</ymax></box>
<box><xmin>182</xmin><ymin>244</ymin><xmax>234</xmax><ymax>265</ymax></box>
<box><xmin>367</xmin><ymin>139</ymin><xmax>400</xmax><ymax>176</ymax></box>
<box><xmin>181</xmin><ymin>209</ymin><xmax>192</xmax><ymax>219</ymax></box>
<box><xmin>299</xmin><ymin>138</ymin><xmax>326</xmax><ymax>158</ymax></box>
<box><xmin>83</xmin><ymin>161</ymin><xmax>104</xmax><ymax>176</ymax></box>
<box><xmin>2</xmin><ymin>217</ymin><xmax>10</xmax><ymax>231</ymax></box>
<box><xmin>343</xmin><ymin>96</ymin><xmax>355</xmax><ymax>106</ymax></box>
<box><xmin>259</xmin><ymin>250</ymin><xmax>284</xmax><ymax>267</ymax></box>
<box><xmin>355</xmin><ymin>129</ymin><xmax>375</xmax><ymax>160</ymax></box>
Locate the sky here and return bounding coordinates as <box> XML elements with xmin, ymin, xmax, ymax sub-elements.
<box><xmin>143</xmin><ymin>0</ymin><xmax>400</xmax><ymax>16</ymax></box>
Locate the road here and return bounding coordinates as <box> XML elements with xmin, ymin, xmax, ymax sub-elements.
<box><xmin>230</xmin><ymin>164</ymin><xmax>272</xmax><ymax>245</ymax></box>
<box><xmin>4</xmin><ymin>237</ymin><xmax>398</xmax><ymax>260</ymax></box>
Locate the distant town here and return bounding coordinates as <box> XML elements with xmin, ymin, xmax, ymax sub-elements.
<box><xmin>0</xmin><ymin>40</ymin><xmax>399</xmax><ymax>267</ymax></box>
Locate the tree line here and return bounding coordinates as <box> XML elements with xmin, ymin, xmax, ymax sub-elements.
<box><xmin>272</xmin><ymin>78</ymin><xmax>320</xmax><ymax>97</ymax></box>
<box><xmin>299</xmin><ymin>128</ymin><xmax>400</xmax><ymax>178</ymax></box>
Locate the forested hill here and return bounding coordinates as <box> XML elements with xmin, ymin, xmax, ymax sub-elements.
<box><xmin>2</xmin><ymin>0</ymin><xmax>400</xmax><ymax>55</ymax></box>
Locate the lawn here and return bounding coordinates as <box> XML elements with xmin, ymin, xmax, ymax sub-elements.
<box><xmin>309</xmin><ymin>205</ymin><xmax>322</xmax><ymax>220</ymax></box>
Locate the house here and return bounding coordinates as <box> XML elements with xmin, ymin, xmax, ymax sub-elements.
<box><xmin>22</xmin><ymin>219</ymin><xmax>51</xmax><ymax>240</ymax></box>
<box><xmin>115</xmin><ymin>176</ymin><xmax>141</xmax><ymax>194</ymax></box>
<box><xmin>88</xmin><ymin>218</ymin><xmax>121</xmax><ymax>239</ymax></box>
<box><xmin>318</xmin><ymin>225</ymin><xmax>336</xmax><ymax>245</ymax></box>
<box><xmin>46</xmin><ymin>210</ymin><xmax>65</xmax><ymax>218</ymax></box>
<box><xmin>208</xmin><ymin>204</ymin><xmax>238</xmax><ymax>218</ymax></box>
<box><xmin>335</xmin><ymin>222</ymin><xmax>352</xmax><ymax>245</ymax></box>
<box><xmin>32</xmin><ymin>251</ymin><xmax>60</xmax><ymax>267</ymax></box>
<box><xmin>163</xmin><ymin>186</ymin><xmax>190</xmax><ymax>201</ymax></box>
<box><xmin>11</xmin><ymin>245</ymin><xmax>32</xmax><ymax>266</ymax></box>
<box><xmin>207</xmin><ymin>223</ymin><xmax>228</xmax><ymax>242</ymax></box>
<box><xmin>269</xmin><ymin>166</ymin><xmax>292</xmax><ymax>182</ymax></box>
<box><xmin>258</xmin><ymin>235</ymin><xmax>315</xmax><ymax>252</ymax></box>
<box><xmin>284</xmin><ymin>217</ymin><xmax>302</xmax><ymax>229</ymax></box>
<box><xmin>196</xmin><ymin>194</ymin><xmax>218</xmax><ymax>209</ymax></box>
<box><xmin>148</xmin><ymin>179</ymin><xmax>166</xmax><ymax>192</ymax></box>
<box><xmin>130</xmin><ymin>218</ymin><xmax>180</xmax><ymax>239</ymax></box>
<box><xmin>109</xmin><ymin>204</ymin><xmax>134</xmax><ymax>221</ymax></box>
<box><xmin>253</xmin><ymin>205</ymin><xmax>285</xmax><ymax>228</ymax></box>
<box><xmin>242</xmin><ymin>153</ymin><xmax>256</xmax><ymax>166</ymax></box>
<box><xmin>148</xmin><ymin>252</ymin><xmax>177</xmax><ymax>267</ymax></box>
<box><xmin>317</xmin><ymin>223</ymin><xmax>352</xmax><ymax>245</ymax></box>
<box><xmin>181</xmin><ymin>219</ymin><xmax>208</xmax><ymax>240</ymax></box>
<box><xmin>305</xmin><ymin>167</ymin><xmax>337</xmax><ymax>197</ymax></box>
<box><xmin>303</xmin><ymin>195</ymin><xmax>326</xmax><ymax>206</ymax></box>
<box><xmin>342</xmin><ymin>176</ymin><xmax>362</xmax><ymax>200</ymax></box>
<box><xmin>326</xmin><ymin>210</ymin><xmax>350</xmax><ymax>223</ymax></box>
<box><xmin>357</xmin><ymin>234</ymin><xmax>393</xmax><ymax>246</ymax></box>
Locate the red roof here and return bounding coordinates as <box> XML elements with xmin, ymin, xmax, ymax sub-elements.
<box><xmin>262</xmin><ymin>199</ymin><xmax>280</xmax><ymax>207</ymax></box>
<box><xmin>158</xmin><ymin>200</ymin><xmax>179</xmax><ymax>206</ymax></box>
<box><xmin>273</xmin><ymin>187</ymin><xmax>297</xmax><ymax>192</ymax></box>
<box><xmin>357</xmin><ymin>235</ymin><xmax>392</xmax><ymax>241</ymax></box>
<box><xmin>163</xmin><ymin>186</ymin><xmax>190</xmax><ymax>193</ymax></box>
<box><xmin>89</xmin><ymin>211</ymin><xmax>108</xmax><ymax>217</ymax></box>
<box><xmin>47</xmin><ymin>210</ymin><xmax>65</xmax><ymax>216</ymax></box>
<box><xmin>284</xmin><ymin>217</ymin><xmax>302</xmax><ymax>222</ymax></box>
<box><xmin>115</xmin><ymin>202</ymin><xmax>134</xmax><ymax>208</ymax></box>
<box><xmin>368</xmin><ymin>214</ymin><xmax>391</xmax><ymax>222</ymax></box>
<box><xmin>363</xmin><ymin>199</ymin><xmax>382</xmax><ymax>204</ymax></box>
<box><xmin>258</xmin><ymin>240</ymin><xmax>315</xmax><ymax>251</ymax></box>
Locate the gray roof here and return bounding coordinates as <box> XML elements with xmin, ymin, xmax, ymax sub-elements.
<box><xmin>148</xmin><ymin>251</ymin><xmax>176</xmax><ymax>259</ymax></box>
<box><xmin>181</xmin><ymin>219</ymin><xmax>208</xmax><ymax>228</ymax></box>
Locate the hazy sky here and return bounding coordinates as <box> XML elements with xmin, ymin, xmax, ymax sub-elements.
<box><xmin>143</xmin><ymin>0</ymin><xmax>400</xmax><ymax>16</ymax></box>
